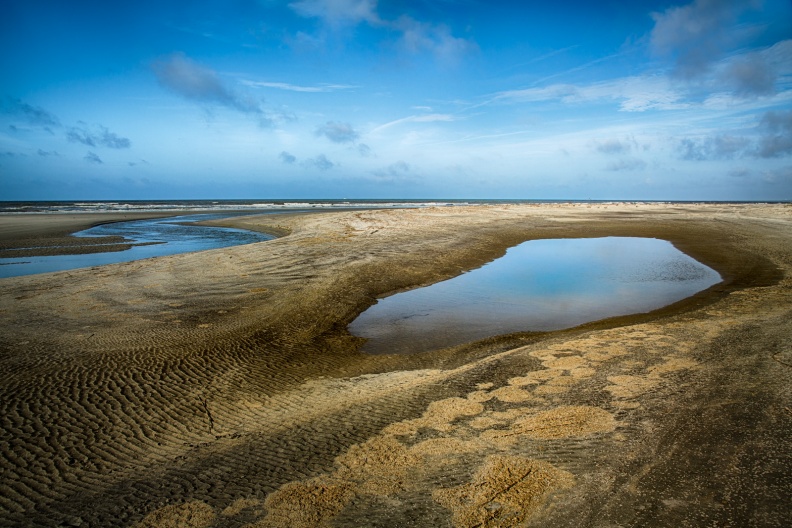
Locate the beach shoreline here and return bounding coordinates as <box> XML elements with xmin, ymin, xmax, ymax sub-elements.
<box><xmin>0</xmin><ymin>203</ymin><xmax>790</xmax><ymax>527</ymax></box>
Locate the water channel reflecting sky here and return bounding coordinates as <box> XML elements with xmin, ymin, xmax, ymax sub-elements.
<box><xmin>350</xmin><ymin>237</ymin><xmax>722</xmax><ymax>354</ymax></box>
<box><xmin>0</xmin><ymin>214</ymin><xmax>274</xmax><ymax>278</ymax></box>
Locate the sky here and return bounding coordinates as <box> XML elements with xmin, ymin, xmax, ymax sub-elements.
<box><xmin>1</xmin><ymin>0</ymin><xmax>791</xmax><ymax>201</ymax></box>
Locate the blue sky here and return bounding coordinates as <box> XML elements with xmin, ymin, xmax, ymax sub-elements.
<box><xmin>1</xmin><ymin>0</ymin><xmax>791</xmax><ymax>200</ymax></box>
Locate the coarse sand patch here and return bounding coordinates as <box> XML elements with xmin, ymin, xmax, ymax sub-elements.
<box><xmin>251</xmin><ymin>477</ymin><xmax>355</xmax><ymax>528</ymax></box>
<box><xmin>482</xmin><ymin>405</ymin><xmax>617</xmax><ymax>442</ymax></box>
<box><xmin>131</xmin><ymin>501</ymin><xmax>216</xmax><ymax>528</ymax></box>
<box><xmin>334</xmin><ymin>435</ymin><xmax>420</xmax><ymax>495</ymax></box>
<box><xmin>433</xmin><ymin>455</ymin><xmax>575</xmax><ymax>528</ymax></box>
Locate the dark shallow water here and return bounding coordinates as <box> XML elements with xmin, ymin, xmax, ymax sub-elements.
<box><xmin>349</xmin><ymin>237</ymin><xmax>722</xmax><ymax>354</ymax></box>
<box><xmin>0</xmin><ymin>214</ymin><xmax>275</xmax><ymax>278</ymax></box>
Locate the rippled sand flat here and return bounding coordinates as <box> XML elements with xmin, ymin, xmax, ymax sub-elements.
<box><xmin>1</xmin><ymin>203</ymin><xmax>790</xmax><ymax>527</ymax></box>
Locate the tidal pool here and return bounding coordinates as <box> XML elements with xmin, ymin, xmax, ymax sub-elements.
<box><xmin>349</xmin><ymin>237</ymin><xmax>721</xmax><ymax>354</ymax></box>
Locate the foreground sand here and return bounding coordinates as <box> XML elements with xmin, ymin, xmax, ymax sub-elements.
<box><xmin>0</xmin><ymin>203</ymin><xmax>790</xmax><ymax>527</ymax></box>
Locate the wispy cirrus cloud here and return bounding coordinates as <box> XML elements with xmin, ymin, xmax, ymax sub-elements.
<box><xmin>371</xmin><ymin>113</ymin><xmax>455</xmax><ymax>134</ymax></box>
<box><xmin>487</xmin><ymin>42</ymin><xmax>789</xmax><ymax>114</ymax></box>
<box><xmin>485</xmin><ymin>1</ymin><xmax>789</xmax><ymax>118</ymax></box>
<box><xmin>242</xmin><ymin>80</ymin><xmax>357</xmax><ymax>93</ymax></box>
<box><xmin>493</xmin><ymin>75</ymin><xmax>688</xmax><ymax>112</ymax></box>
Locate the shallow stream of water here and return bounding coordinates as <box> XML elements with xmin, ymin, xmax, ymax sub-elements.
<box><xmin>0</xmin><ymin>214</ymin><xmax>274</xmax><ymax>278</ymax></box>
<box><xmin>349</xmin><ymin>237</ymin><xmax>721</xmax><ymax>354</ymax></box>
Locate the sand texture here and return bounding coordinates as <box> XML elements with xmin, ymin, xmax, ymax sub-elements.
<box><xmin>1</xmin><ymin>203</ymin><xmax>790</xmax><ymax>527</ymax></box>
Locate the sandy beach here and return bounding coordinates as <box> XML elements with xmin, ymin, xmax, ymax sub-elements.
<box><xmin>0</xmin><ymin>203</ymin><xmax>790</xmax><ymax>527</ymax></box>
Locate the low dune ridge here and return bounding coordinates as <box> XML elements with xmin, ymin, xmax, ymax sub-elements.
<box><xmin>0</xmin><ymin>203</ymin><xmax>790</xmax><ymax>527</ymax></box>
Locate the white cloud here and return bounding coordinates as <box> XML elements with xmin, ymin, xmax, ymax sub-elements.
<box><xmin>493</xmin><ymin>75</ymin><xmax>688</xmax><ymax>112</ymax></box>
<box><xmin>67</xmin><ymin>124</ymin><xmax>131</xmax><ymax>149</ymax></box>
<box><xmin>371</xmin><ymin>114</ymin><xmax>455</xmax><ymax>134</ymax></box>
<box><xmin>289</xmin><ymin>0</ymin><xmax>380</xmax><ymax>27</ymax></box>
<box><xmin>84</xmin><ymin>151</ymin><xmax>103</xmax><ymax>164</ymax></box>
<box><xmin>596</xmin><ymin>139</ymin><xmax>634</xmax><ymax>155</ymax></box>
<box><xmin>242</xmin><ymin>81</ymin><xmax>357</xmax><ymax>93</ymax></box>
<box><xmin>393</xmin><ymin>16</ymin><xmax>476</xmax><ymax>64</ymax></box>
<box><xmin>606</xmin><ymin>158</ymin><xmax>647</xmax><ymax>172</ymax></box>
<box><xmin>303</xmin><ymin>153</ymin><xmax>335</xmax><ymax>170</ymax></box>
<box><xmin>357</xmin><ymin>143</ymin><xmax>372</xmax><ymax>157</ymax></box>
<box><xmin>1</xmin><ymin>97</ymin><xmax>60</xmax><ymax>128</ymax></box>
<box><xmin>371</xmin><ymin>160</ymin><xmax>413</xmax><ymax>183</ymax></box>
<box><xmin>316</xmin><ymin>121</ymin><xmax>359</xmax><ymax>143</ymax></box>
<box><xmin>676</xmin><ymin>110</ymin><xmax>792</xmax><ymax>160</ymax></box>
<box><xmin>152</xmin><ymin>53</ymin><xmax>260</xmax><ymax>114</ymax></box>
<box><xmin>760</xmin><ymin>165</ymin><xmax>792</xmax><ymax>185</ymax></box>
<box><xmin>757</xmin><ymin>109</ymin><xmax>792</xmax><ymax>158</ymax></box>
<box><xmin>288</xmin><ymin>1</ymin><xmax>474</xmax><ymax>64</ymax></box>
<box><xmin>715</xmin><ymin>39</ymin><xmax>792</xmax><ymax>98</ymax></box>
<box><xmin>649</xmin><ymin>0</ymin><xmax>759</xmax><ymax>80</ymax></box>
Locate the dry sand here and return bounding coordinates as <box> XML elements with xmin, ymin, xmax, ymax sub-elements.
<box><xmin>0</xmin><ymin>203</ymin><xmax>790</xmax><ymax>527</ymax></box>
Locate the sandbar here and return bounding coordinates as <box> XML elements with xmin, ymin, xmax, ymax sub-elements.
<box><xmin>0</xmin><ymin>203</ymin><xmax>790</xmax><ymax>527</ymax></box>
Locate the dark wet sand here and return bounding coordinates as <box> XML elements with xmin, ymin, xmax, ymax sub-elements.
<box><xmin>0</xmin><ymin>203</ymin><xmax>790</xmax><ymax>527</ymax></box>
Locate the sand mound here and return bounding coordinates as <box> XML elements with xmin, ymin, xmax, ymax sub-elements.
<box><xmin>482</xmin><ymin>406</ymin><xmax>617</xmax><ymax>442</ymax></box>
<box><xmin>250</xmin><ymin>477</ymin><xmax>355</xmax><ymax>528</ymax></box>
<box><xmin>334</xmin><ymin>435</ymin><xmax>420</xmax><ymax>495</ymax></box>
<box><xmin>433</xmin><ymin>455</ymin><xmax>574</xmax><ymax>528</ymax></box>
<box><xmin>131</xmin><ymin>501</ymin><xmax>215</xmax><ymax>528</ymax></box>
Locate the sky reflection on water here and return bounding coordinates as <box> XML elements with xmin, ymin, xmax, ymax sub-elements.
<box><xmin>350</xmin><ymin>237</ymin><xmax>721</xmax><ymax>354</ymax></box>
<box><xmin>0</xmin><ymin>214</ymin><xmax>274</xmax><ymax>278</ymax></box>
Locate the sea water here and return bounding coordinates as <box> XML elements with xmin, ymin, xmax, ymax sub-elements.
<box><xmin>349</xmin><ymin>237</ymin><xmax>722</xmax><ymax>354</ymax></box>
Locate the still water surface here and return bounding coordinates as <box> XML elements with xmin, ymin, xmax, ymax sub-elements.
<box><xmin>0</xmin><ymin>214</ymin><xmax>274</xmax><ymax>278</ymax></box>
<box><xmin>349</xmin><ymin>237</ymin><xmax>721</xmax><ymax>354</ymax></box>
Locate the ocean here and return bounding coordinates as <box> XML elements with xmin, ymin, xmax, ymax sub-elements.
<box><xmin>0</xmin><ymin>198</ymin><xmax>711</xmax><ymax>215</ymax></box>
<box><xmin>0</xmin><ymin>199</ymin><xmax>495</xmax><ymax>214</ymax></box>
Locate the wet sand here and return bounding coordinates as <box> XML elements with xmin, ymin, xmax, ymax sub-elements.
<box><xmin>0</xmin><ymin>203</ymin><xmax>790</xmax><ymax>527</ymax></box>
<box><xmin>0</xmin><ymin>212</ymin><xmax>185</xmax><ymax>257</ymax></box>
